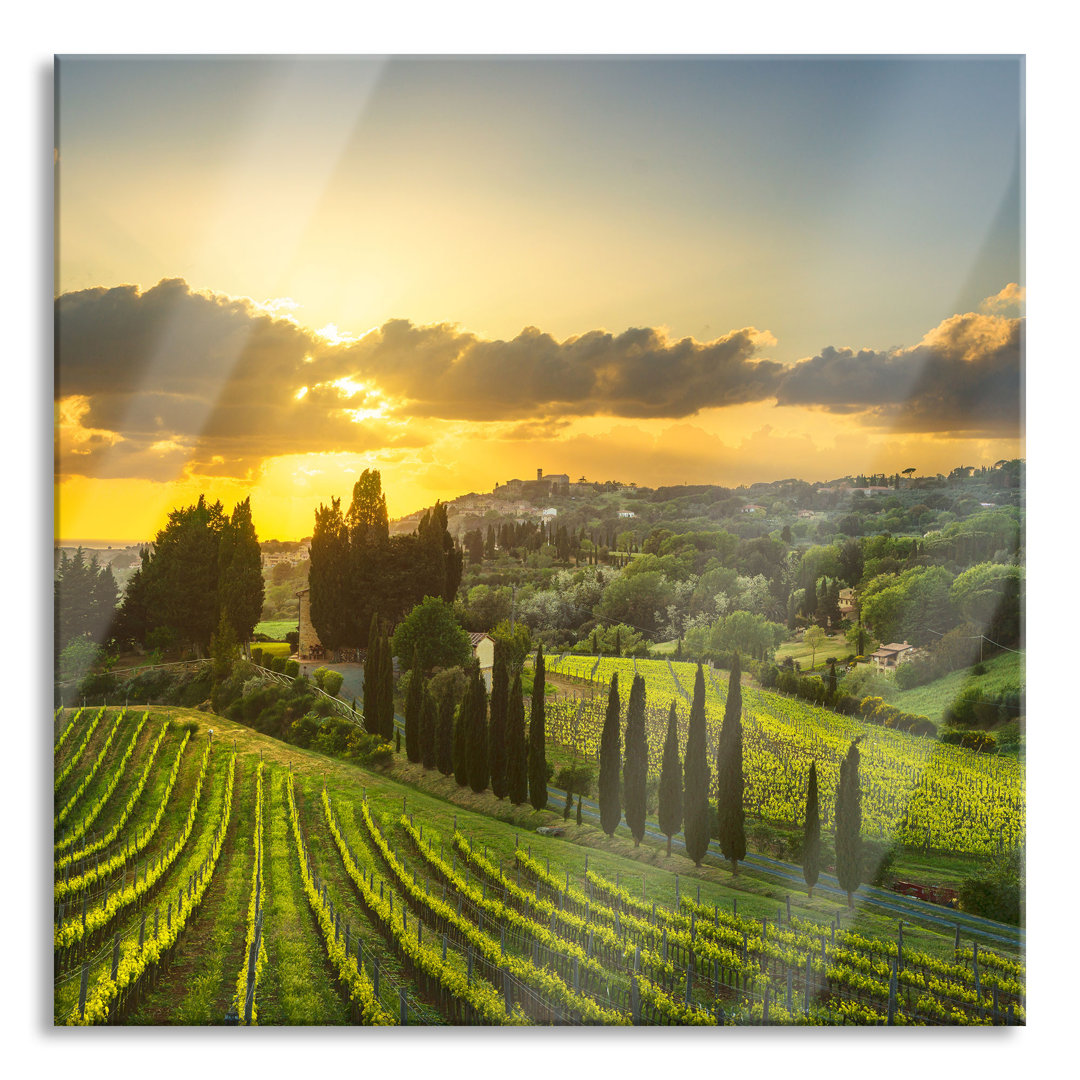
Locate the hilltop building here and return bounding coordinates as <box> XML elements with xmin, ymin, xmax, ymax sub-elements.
<box><xmin>494</xmin><ymin>468</ymin><xmax>570</xmax><ymax>500</ymax></box>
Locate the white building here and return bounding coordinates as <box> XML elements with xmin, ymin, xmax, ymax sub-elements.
<box><xmin>469</xmin><ymin>633</ymin><xmax>495</xmax><ymax>689</ymax></box>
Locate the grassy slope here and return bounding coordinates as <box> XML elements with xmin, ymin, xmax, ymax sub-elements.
<box><xmin>56</xmin><ymin>702</ymin><xmax>1024</xmax><ymax>1026</ymax></box>
<box><xmin>774</xmin><ymin>633</ymin><xmax>852</xmax><ymax>668</ymax></box>
<box><xmin>201</xmin><ymin>710</ymin><xmax>1021</xmax><ymax>965</ymax></box>
<box><xmin>891</xmin><ymin>650</ymin><xmax>1024</xmax><ymax>724</ymax></box>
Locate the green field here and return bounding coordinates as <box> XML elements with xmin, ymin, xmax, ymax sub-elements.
<box><xmin>891</xmin><ymin>651</ymin><xmax>1024</xmax><ymax>725</ymax></box>
<box><xmin>253</xmin><ymin>642</ymin><xmax>292</xmax><ymax>661</ymax></box>
<box><xmin>774</xmin><ymin>632</ymin><xmax>852</xmax><ymax>669</ymax></box>
<box><xmin>54</xmin><ymin>698</ymin><xmax>1024</xmax><ymax>1026</ymax></box>
<box><xmin>254</xmin><ymin>620</ymin><xmax>297</xmax><ymax>641</ymax></box>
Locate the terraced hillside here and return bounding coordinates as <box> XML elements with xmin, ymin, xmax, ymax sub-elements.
<box><xmin>53</xmin><ymin>705</ymin><xmax>1024</xmax><ymax>1026</ymax></box>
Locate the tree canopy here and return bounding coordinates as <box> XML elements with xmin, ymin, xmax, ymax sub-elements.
<box><xmin>391</xmin><ymin>596</ymin><xmax>472</xmax><ymax>674</ymax></box>
<box><xmin>54</xmin><ymin>547</ymin><xmax>118</xmax><ymax>656</ymax></box>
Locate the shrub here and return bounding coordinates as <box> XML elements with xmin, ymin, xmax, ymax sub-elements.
<box><xmin>285</xmin><ymin>631</ymin><xmax>299</xmax><ymax>650</ymax></box>
<box><xmin>554</xmin><ymin>764</ymin><xmax>595</xmax><ymax>798</ymax></box>
<box><xmin>959</xmin><ymin>849</ymin><xmax>1023</xmax><ymax>924</ymax></box>
<box><xmin>996</xmin><ymin>720</ymin><xmax>1024</xmax><ymax>753</ymax></box>
<box><xmin>78</xmin><ymin>671</ymin><xmax>119</xmax><ymax>701</ymax></box>
<box><xmin>250</xmin><ymin>647</ymin><xmax>264</xmax><ymax>667</ymax></box>
<box><xmin>840</xmin><ymin>665</ymin><xmax>896</xmax><ymax>702</ymax></box>
<box><xmin>944</xmin><ymin>683</ymin><xmax>1023</xmax><ymax>729</ymax></box>
<box><xmin>284</xmin><ymin>659</ymin><xmax>300</xmax><ymax>678</ymax></box>
<box><xmin>940</xmin><ymin>729</ymin><xmax>997</xmax><ymax>752</ymax></box>
<box><xmin>757</xmin><ymin>664</ymin><xmax>780</xmax><ymax>690</ymax></box>
<box><xmin>859</xmin><ymin>695</ymin><xmax>885</xmax><ymax>719</ymax></box>
<box><xmin>321</xmin><ymin>670</ymin><xmax>344</xmax><ymax>697</ymax></box>
<box><xmin>893</xmin><ymin>661</ymin><xmax>923</xmax><ymax>691</ymax></box>
<box><xmin>834</xmin><ymin>694</ymin><xmax>861</xmax><ymax>716</ymax></box>
<box><xmin>862</xmin><ymin>839</ymin><xmax>900</xmax><ymax>887</ymax></box>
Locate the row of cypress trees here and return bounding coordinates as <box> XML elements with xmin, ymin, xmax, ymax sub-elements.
<box><xmin>402</xmin><ymin>642</ymin><xmax>551</xmax><ymax>809</ymax></box>
<box><xmin>599</xmin><ymin>658</ymin><xmax>748</xmax><ymax>870</ymax></box>
<box><xmin>398</xmin><ymin>640</ymin><xmax>865</xmax><ymax>906</ymax></box>
<box><xmin>597</xmin><ymin>654</ymin><xmax>864</xmax><ymax>906</ymax></box>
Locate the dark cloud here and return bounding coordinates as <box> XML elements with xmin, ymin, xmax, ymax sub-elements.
<box><xmin>320</xmin><ymin>320</ymin><xmax>785</xmax><ymax>420</ymax></box>
<box><xmin>774</xmin><ymin>312</ymin><xmax>1023</xmax><ymax>435</ymax></box>
<box><xmin>56</xmin><ymin>278</ymin><xmax>1023</xmax><ymax>483</ymax></box>
<box><xmin>55</xmin><ymin>279</ymin><xmax>786</xmax><ymax>480</ymax></box>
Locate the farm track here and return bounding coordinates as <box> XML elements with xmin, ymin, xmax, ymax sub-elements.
<box><xmin>255</xmin><ymin>769</ymin><xmax>352</xmax><ymax>1024</ymax></box>
<box><xmin>126</xmin><ymin>755</ymin><xmax>256</xmax><ymax>1024</ymax></box>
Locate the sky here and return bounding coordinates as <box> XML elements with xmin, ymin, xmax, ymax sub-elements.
<box><xmin>54</xmin><ymin>54</ymin><xmax>1024</xmax><ymax>542</ymax></box>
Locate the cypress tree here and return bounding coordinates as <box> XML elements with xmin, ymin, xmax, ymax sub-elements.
<box><xmin>379</xmin><ymin>633</ymin><xmax>395</xmax><ymax>742</ymax></box>
<box><xmin>683</xmin><ymin>663</ymin><xmax>710</xmax><ymax>866</ymax></box>
<box><xmin>436</xmin><ymin>694</ymin><xmax>455</xmax><ymax>776</ymax></box>
<box><xmin>658</xmin><ymin>702</ymin><xmax>682</xmax><ymax>857</ymax></box>
<box><xmin>716</xmin><ymin>653</ymin><xmax>747</xmax><ymax>874</ymax></box>
<box><xmin>467</xmin><ymin>667</ymin><xmax>489</xmax><ymax>794</ymax></box>
<box><xmin>623</xmin><ymin>673</ymin><xmax>647</xmax><ymax>847</ymax></box>
<box><xmin>802</xmin><ymin>760</ymin><xmax>821</xmax><ymax>898</ymax></box>
<box><xmin>362</xmin><ymin>617</ymin><xmax>381</xmax><ymax>736</ymax></box>
<box><xmin>836</xmin><ymin>739</ymin><xmax>863</xmax><ymax>908</ymax></box>
<box><xmin>488</xmin><ymin>643</ymin><xmax>509</xmax><ymax>798</ymax></box>
<box><xmin>576</xmin><ymin>795</ymin><xmax>582</xmax><ymax>826</ymax></box>
<box><xmin>528</xmin><ymin>646</ymin><xmax>548</xmax><ymax>810</ymax></box>
<box><xmin>403</xmin><ymin>647</ymin><xmax>423</xmax><ymax>763</ymax></box>
<box><xmin>453</xmin><ymin>681</ymin><xmax>470</xmax><ymax>787</ymax></box>
<box><xmin>506</xmin><ymin>672</ymin><xmax>528</xmax><ymax>804</ymax></box>
<box><xmin>420</xmin><ymin>687</ymin><xmax>438</xmax><ymax>770</ymax></box>
<box><xmin>309</xmin><ymin>496</ymin><xmax>350</xmax><ymax>652</ymax></box>
<box><xmin>598</xmin><ymin>674</ymin><xmax>621</xmax><ymax>837</ymax></box>
<box><xmin>218</xmin><ymin>497</ymin><xmax>264</xmax><ymax>654</ymax></box>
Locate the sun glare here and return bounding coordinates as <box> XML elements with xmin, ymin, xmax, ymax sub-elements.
<box><xmin>316</xmin><ymin>323</ymin><xmax>357</xmax><ymax>346</ymax></box>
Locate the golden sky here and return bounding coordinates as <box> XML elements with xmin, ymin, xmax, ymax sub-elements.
<box><xmin>54</xmin><ymin>56</ymin><xmax>1024</xmax><ymax>542</ymax></box>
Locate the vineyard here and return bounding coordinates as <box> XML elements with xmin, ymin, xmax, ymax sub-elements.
<box><xmin>53</xmin><ymin>703</ymin><xmax>1024</xmax><ymax>1026</ymax></box>
<box><xmin>547</xmin><ymin>657</ymin><xmax>1025</xmax><ymax>857</ymax></box>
